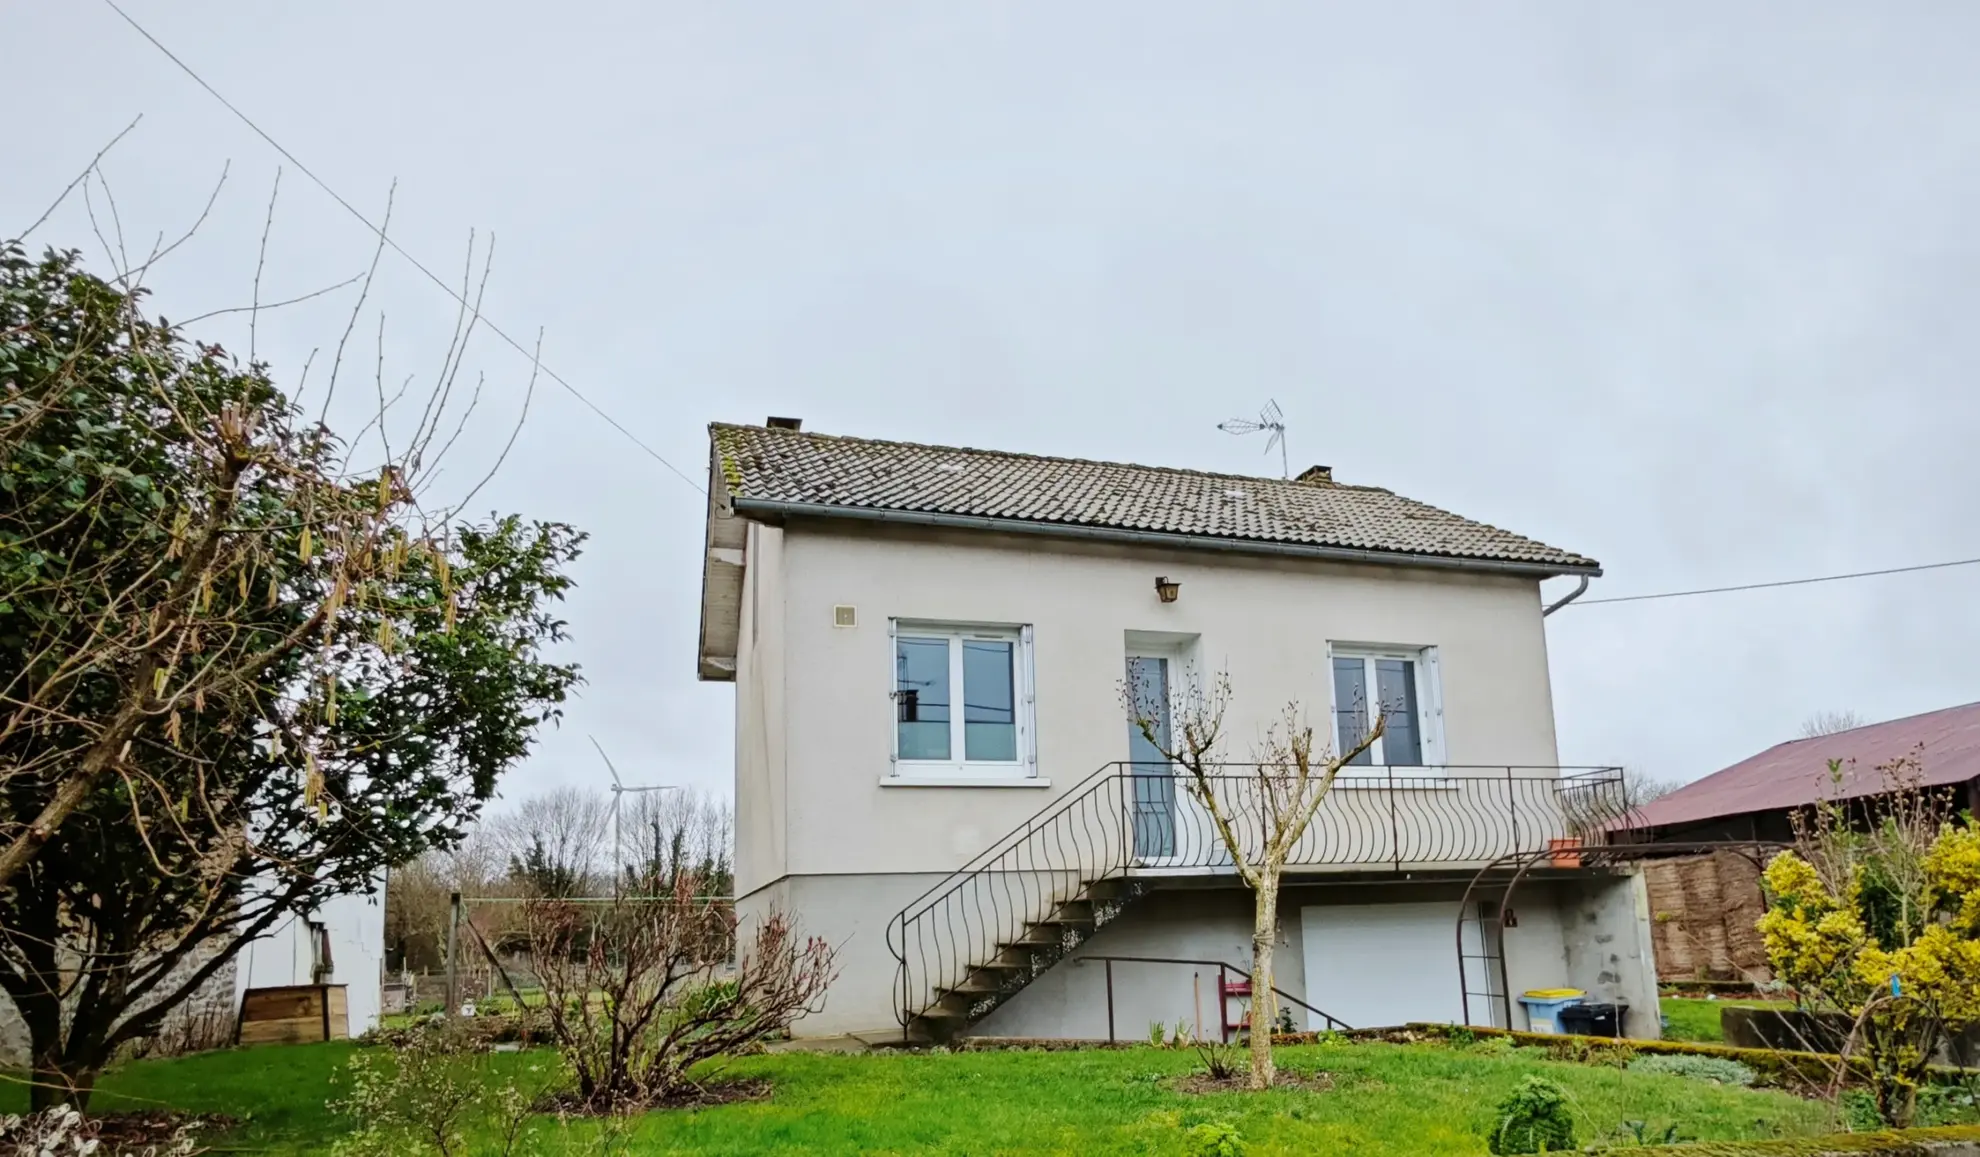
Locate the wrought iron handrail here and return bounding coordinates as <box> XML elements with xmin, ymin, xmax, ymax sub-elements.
<box><xmin>1074</xmin><ymin>954</ymin><xmax>1354</xmax><ymax>1038</ymax></box>
<box><xmin>887</xmin><ymin>763</ymin><xmax>1630</xmax><ymax>1030</ymax></box>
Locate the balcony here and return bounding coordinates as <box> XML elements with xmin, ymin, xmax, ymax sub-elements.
<box><xmin>1128</xmin><ymin>764</ymin><xmax>1631</xmax><ymax>874</ymax></box>
<box><xmin>888</xmin><ymin>763</ymin><xmax>1630</xmax><ymax>1040</ymax></box>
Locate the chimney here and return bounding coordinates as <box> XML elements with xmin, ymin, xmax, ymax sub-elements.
<box><xmin>1296</xmin><ymin>464</ymin><xmax>1334</xmax><ymax>485</ymax></box>
<box><xmin>765</xmin><ymin>416</ymin><xmax>803</xmax><ymax>431</ymax></box>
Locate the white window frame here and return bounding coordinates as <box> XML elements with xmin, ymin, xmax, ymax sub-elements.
<box><xmin>1326</xmin><ymin>643</ymin><xmax>1445</xmax><ymax>773</ymax></box>
<box><xmin>887</xmin><ymin>620</ymin><xmax>1038</xmax><ymax>784</ymax></box>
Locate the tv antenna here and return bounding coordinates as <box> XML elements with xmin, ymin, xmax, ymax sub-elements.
<box><xmin>592</xmin><ymin>735</ymin><xmax>678</xmax><ymax>889</ymax></box>
<box><xmin>1218</xmin><ymin>399</ymin><xmax>1289</xmax><ymax>479</ymax></box>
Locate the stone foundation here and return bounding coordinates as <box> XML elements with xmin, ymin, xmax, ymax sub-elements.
<box><xmin>0</xmin><ymin>948</ymin><xmax>239</xmax><ymax>1067</ymax></box>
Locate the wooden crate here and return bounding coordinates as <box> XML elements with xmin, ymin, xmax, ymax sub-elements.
<box><xmin>236</xmin><ymin>984</ymin><xmax>348</xmax><ymax>1045</ymax></box>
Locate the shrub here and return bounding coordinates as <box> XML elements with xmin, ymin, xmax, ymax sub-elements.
<box><xmin>1194</xmin><ymin>1037</ymin><xmax>1243</xmax><ymax>1081</ymax></box>
<box><xmin>363</xmin><ymin>1009</ymin><xmax>553</xmax><ymax>1050</ymax></box>
<box><xmin>1915</xmin><ymin>1082</ymin><xmax>1980</xmax><ymax>1127</ymax></box>
<box><xmin>332</xmin><ymin>1019</ymin><xmax>546</xmax><ymax>1157</ymax></box>
<box><xmin>1627</xmin><ymin>1053</ymin><xmax>1757</xmax><ymax>1087</ymax></box>
<box><xmin>1758</xmin><ymin>755</ymin><xmax>1980</xmax><ymax>1126</ymax></box>
<box><xmin>0</xmin><ymin>1107</ymin><xmax>196</xmax><ymax>1156</ymax></box>
<box><xmin>1840</xmin><ymin>1089</ymin><xmax>1884</xmax><ymax>1132</ymax></box>
<box><xmin>1488</xmin><ymin>1076</ymin><xmax>1577</xmax><ymax>1154</ymax></box>
<box><xmin>524</xmin><ymin>870</ymin><xmax>837</xmax><ymax>1110</ymax></box>
<box><xmin>1187</xmin><ymin>1121</ymin><xmax>1246</xmax><ymax>1157</ymax></box>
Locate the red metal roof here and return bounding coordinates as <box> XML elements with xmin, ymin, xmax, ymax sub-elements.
<box><xmin>1629</xmin><ymin>700</ymin><xmax>1980</xmax><ymax>831</ymax></box>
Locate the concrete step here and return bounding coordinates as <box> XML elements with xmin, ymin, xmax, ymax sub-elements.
<box><xmin>1037</xmin><ymin>904</ymin><xmax>1096</xmax><ymax>926</ymax></box>
<box><xmin>1002</xmin><ymin>933</ymin><xmax>1061</xmax><ymax>950</ymax></box>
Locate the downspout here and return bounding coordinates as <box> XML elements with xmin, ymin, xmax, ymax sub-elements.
<box><xmin>1541</xmin><ymin>575</ymin><xmax>1591</xmax><ymax>617</ymax></box>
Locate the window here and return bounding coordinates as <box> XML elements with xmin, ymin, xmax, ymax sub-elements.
<box><xmin>892</xmin><ymin>622</ymin><xmax>1034</xmax><ymax>776</ymax></box>
<box><xmin>1330</xmin><ymin>645</ymin><xmax>1443</xmax><ymax>768</ymax></box>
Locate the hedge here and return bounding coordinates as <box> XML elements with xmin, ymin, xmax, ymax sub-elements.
<box><xmin>1401</xmin><ymin>1023</ymin><xmax>1980</xmax><ymax>1090</ymax></box>
<box><xmin>1643</xmin><ymin>1124</ymin><xmax>1980</xmax><ymax>1154</ymax></box>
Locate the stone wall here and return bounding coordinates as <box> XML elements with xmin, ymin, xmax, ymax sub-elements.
<box><xmin>0</xmin><ymin>946</ymin><xmax>239</xmax><ymax>1067</ymax></box>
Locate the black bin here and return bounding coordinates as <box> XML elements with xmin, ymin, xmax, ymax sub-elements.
<box><xmin>1557</xmin><ymin>1002</ymin><xmax>1627</xmax><ymax>1038</ymax></box>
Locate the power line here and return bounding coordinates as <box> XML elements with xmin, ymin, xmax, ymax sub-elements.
<box><xmin>101</xmin><ymin>0</ymin><xmax>705</xmax><ymax>496</ymax></box>
<box><xmin>1571</xmin><ymin>555</ymin><xmax>1980</xmax><ymax>607</ymax></box>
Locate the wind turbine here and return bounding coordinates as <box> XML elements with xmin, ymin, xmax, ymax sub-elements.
<box><xmin>591</xmin><ymin>736</ymin><xmax>679</xmax><ymax>889</ymax></box>
<box><xmin>1218</xmin><ymin>399</ymin><xmax>1289</xmax><ymax>479</ymax></box>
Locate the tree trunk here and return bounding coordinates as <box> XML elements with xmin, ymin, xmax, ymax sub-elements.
<box><xmin>28</xmin><ymin>1051</ymin><xmax>97</xmax><ymax>1113</ymax></box>
<box><xmin>24</xmin><ymin>990</ymin><xmax>107</xmax><ymax>1113</ymax></box>
<box><xmin>1248</xmin><ymin>875</ymin><xmax>1279</xmax><ymax>1090</ymax></box>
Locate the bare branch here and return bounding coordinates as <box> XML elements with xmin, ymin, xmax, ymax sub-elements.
<box><xmin>12</xmin><ymin>116</ymin><xmax>143</xmax><ymax>243</ymax></box>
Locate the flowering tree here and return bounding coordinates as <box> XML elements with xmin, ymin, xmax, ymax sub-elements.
<box><xmin>1759</xmin><ymin>756</ymin><xmax>1980</xmax><ymax>1126</ymax></box>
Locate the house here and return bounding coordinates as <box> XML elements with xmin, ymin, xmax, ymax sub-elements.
<box><xmin>1622</xmin><ymin>701</ymin><xmax>1980</xmax><ymax>845</ymax></box>
<box><xmin>699</xmin><ymin>418</ymin><xmax>1661</xmax><ymax>1041</ymax></box>
<box><xmin>0</xmin><ymin>882</ymin><xmax>383</xmax><ymax>1065</ymax></box>
<box><xmin>232</xmin><ymin>880</ymin><xmax>388</xmax><ymax>1038</ymax></box>
<box><xmin>1619</xmin><ymin>702</ymin><xmax>1980</xmax><ymax>982</ymax></box>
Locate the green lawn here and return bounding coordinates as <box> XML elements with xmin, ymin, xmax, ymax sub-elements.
<box><xmin>3</xmin><ymin>1037</ymin><xmax>1840</xmax><ymax>1155</ymax></box>
<box><xmin>1661</xmin><ymin>997</ymin><xmax>1795</xmax><ymax>1044</ymax></box>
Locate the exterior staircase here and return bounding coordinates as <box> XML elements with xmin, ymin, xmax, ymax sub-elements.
<box><xmin>904</xmin><ymin>878</ymin><xmax>1147</xmax><ymax>1043</ymax></box>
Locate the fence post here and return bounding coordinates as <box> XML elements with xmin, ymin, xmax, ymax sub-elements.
<box><xmin>444</xmin><ymin>891</ymin><xmax>462</xmax><ymax>1017</ymax></box>
<box><xmin>1105</xmin><ymin>958</ymin><xmax>1116</xmax><ymax>1044</ymax></box>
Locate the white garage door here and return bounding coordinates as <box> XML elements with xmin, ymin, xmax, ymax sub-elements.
<box><xmin>1299</xmin><ymin>902</ymin><xmax>1471</xmax><ymax>1030</ymax></box>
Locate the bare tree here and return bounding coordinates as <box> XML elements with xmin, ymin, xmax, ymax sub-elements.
<box><xmin>1801</xmin><ymin>710</ymin><xmax>1867</xmax><ymax>739</ymax></box>
<box><xmin>1622</xmin><ymin>766</ymin><xmax>1681</xmax><ymax>807</ymax></box>
<box><xmin>1124</xmin><ymin>669</ymin><xmax>1380</xmax><ymax>1090</ymax></box>
<box><xmin>623</xmin><ymin>789</ymin><xmax>734</xmax><ymax>896</ymax></box>
<box><xmin>491</xmin><ymin>787</ymin><xmax>610</xmax><ymax>898</ymax></box>
<box><xmin>523</xmin><ymin>870</ymin><xmax>837</xmax><ymax>1110</ymax></box>
<box><xmin>387</xmin><ymin>826</ymin><xmax>521</xmax><ymax>971</ymax></box>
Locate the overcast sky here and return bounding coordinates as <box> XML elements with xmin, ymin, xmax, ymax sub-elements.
<box><xmin>9</xmin><ymin>2</ymin><xmax>1979</xmax><ymax>806</ymax></box>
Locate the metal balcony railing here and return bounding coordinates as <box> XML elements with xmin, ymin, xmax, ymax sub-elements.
<box><xmin>886</xmin><ymin>763</ymin><xmax>1632</xmax><ymax>1031</ymax></box>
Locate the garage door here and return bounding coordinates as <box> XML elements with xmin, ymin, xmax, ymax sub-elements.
<box><xmin>1299</xmin><ymin>902</ymin><xmax>1471</xmax><ymax>1030</ymax></box>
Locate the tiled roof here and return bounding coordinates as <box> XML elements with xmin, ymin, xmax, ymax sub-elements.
<box><xmin>1626</xmin><ymin>701</ymin><xmax>1980</xmax><ymax>831</ymax></box>
<box><xmin>709</xmin><ymin>423</ymin><xmax>1599</xmax><ymax>573</ymax></box>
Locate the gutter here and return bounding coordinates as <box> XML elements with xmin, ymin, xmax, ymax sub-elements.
<box><xmin>728</xmin><ymin>498</ymin><xmax>1603</xmax><ymax>581</ymax></box>
<box><xmin>1541</xmin><ymin>575</ymin><xmax>1592</xmax><ymax>617</ymax></box>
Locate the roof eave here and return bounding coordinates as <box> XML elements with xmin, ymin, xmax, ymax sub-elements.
<box><xmin>697</xmin><ymin>453</ymin><xmax>747</xmax><ymax>683</ymax></box>
<box><xmin>729</xmin><ymin>497</ymin><xmax>1602</xmax><ymax>580</ymax></box>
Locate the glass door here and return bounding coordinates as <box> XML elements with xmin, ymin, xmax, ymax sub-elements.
<box><xmin>1125</xmin><ymin>656</ymin><xmax>1176</xmax><ymax>861</ymax></box>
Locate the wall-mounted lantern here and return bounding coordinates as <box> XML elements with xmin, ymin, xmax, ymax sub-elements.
<box><xmin>1154</xmin><ymin>576</ymin><xmax>1180</xmax><ymax>603</ymax></box>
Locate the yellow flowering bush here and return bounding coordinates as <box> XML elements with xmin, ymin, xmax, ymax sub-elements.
<box><xmin>1760</xmin><ymin>809</ymin><xmax>1980</xmax><ymax>1127</ymax></box>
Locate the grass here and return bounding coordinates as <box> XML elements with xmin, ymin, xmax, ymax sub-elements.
<box><xmin>1663</xmin><ymin>997</ymin><xmax>1796</xmax><ymax>1044</ymax></box>
<box><xmin>3</xmin><ymin>1037</ymin><xmax>1841</xmax><ymax>1155</ymax></box>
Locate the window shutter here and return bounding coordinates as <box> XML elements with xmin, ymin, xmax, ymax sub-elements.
<box><xmin>1423</xmin><ymin>647</ymin><xmax>1445</xmax><ymax>765</ymax></box>
<box><xmin>887</xmin><ymin>619</ymin><xmax>898</xmax><ymax>766</ymax></box>
<box><xmin>1021</xmin><ymin>624</ymin><xmax>1037</xmax><ymax>770</ymax></box>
